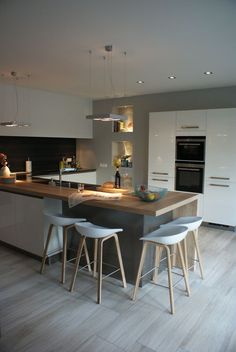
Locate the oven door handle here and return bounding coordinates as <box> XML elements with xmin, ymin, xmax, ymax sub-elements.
<box><xmin>177</xmin><ymin>167</ymin><xmax>201</xmax><ymax>171</ymax></box>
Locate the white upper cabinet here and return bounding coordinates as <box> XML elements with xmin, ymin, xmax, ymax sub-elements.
<box><xmin>0</xmin><ymin>83</ymin><xmax>93</xmax><ymax>138</ymax></box>
<box><xmin>205</xmin><ymin>108</ymin><xmax>236</xmax><ymax>182</ymax></box>
<box><xmin>148</xmin><ymin>112</ymin><xmax>176</xmax><ymax>179</ymax></box>
<box><xmin>176</xmin><ymin>110</ymin><xmax>207</xmax><ymax>135</ymax></box>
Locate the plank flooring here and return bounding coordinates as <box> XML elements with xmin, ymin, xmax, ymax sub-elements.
<box><xmin>0</xmin><ymin>226</ymin><xmax>236</xmax><ymax>352</ymax></box>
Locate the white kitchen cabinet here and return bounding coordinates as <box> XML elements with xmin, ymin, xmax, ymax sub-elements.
<box><xmin>0</xmin><ymin>83</ymin><xmax>92</xmax><ymax>138</ymax></box>
<box><xmin>0</xmin><ymin>191</ymin><xmax>63</xmax><ymax>257</ymax></box>
<box><xmin>204</xmin><ymin>180</ymin><xmax>236</xmax><ymax>226</ymax></box>
<box><xmin>148</xmin><ymin>112</ymin><xmax>176</xmax><ymax>184</ymax></box>
<box><xmin>39</xmin><ymin>171</ymin><xmax>97</xmax><ymax>185</ymax></box>
<box><xmin>0</xmin><ymin>191</ymin><xmax>16</xmax><ymax>245</ymax></box>
<box><xmin>205</xmin><ymin>108</ymin><xmax>236</xmax><ymax>182</ymax></box>
<box><xmin>176</xmin><ymin>110</ymin><xmax>206</xmax><ymax>135</ymax></box>
<box><xmin>148</xmin><ymin>175</ymin><xmax>174</xmax><ymax>190</ymax></box>
<box><xmin>203</xmin><ymin>108</ymin><xmax>236</xmax><ymax>226</ymax></box>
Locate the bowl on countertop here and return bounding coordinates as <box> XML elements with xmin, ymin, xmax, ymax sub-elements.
<box><xmin>135</xmin><ymin>185</ymin><xmax>167</xmax><ymax>202</ymax></box>
<box><xmin>0</xmin><ymin>175</ymin><xmax>16</xmax><ymax>184</ymax></box>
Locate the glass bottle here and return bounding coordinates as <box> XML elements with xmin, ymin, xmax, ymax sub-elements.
<box><xmin>114</xmin><ymin>168</ymin><xmax>121</xmax><ymax>188</ymax></box>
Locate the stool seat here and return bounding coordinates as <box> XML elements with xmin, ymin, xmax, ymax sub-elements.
<box><xmin>140</xmin><ymin>226</ymin><xmax>188</xmax><ymax>245</ymax></box>
<box><xmin>70</xmin><ymin>221</ymin><xmax>126</xmax><ymax>304</ymax></box>
<box><xmin>161</xmin><ymin>216</ymin><xmax>202</xmax><ymax>231</ymax></box>
<box><xmin>44</xmin><ymin>213</ymin><xmax>86</xmax><ymax>226</ymax></box>
<box><xmin>74</xmin><ymin>222</ymin><xmax>123</xmax><ymax>238</ymax></box>
<box><xmin>133</xmin><ymin>225</ymin><xmax>190</xmax><ymax>314</ymax></box>
<box><xmin>161</xmin><ymin>216</ymin><xmax>204</xmax><ymax>279</ymax></box>
<box><xmin>40</xmin><ymin>213</ymin><xmax>89</xmax><ymax>284</ymax></box>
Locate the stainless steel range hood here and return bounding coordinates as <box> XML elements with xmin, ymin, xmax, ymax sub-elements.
<box><xmin>86</xmin><ymin>113</ymin><xmax>127</xmax><ymax>122</ymax></box>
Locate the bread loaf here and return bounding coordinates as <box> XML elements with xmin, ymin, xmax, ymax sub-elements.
<box><xmin>102</xmin><ymin>181</ymin><xmax>114</xmax><ymax>189</ymax></box>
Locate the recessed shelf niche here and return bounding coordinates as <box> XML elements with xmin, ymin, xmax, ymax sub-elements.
<box><xmin>112</xmin><ymin>140</ymin><xmax>133</xmax><ymax>189</ymax></box>
<box><xmin>113</xmin><ymin>105</ymin><xmax>133</xmax><ymax>133</ymax></box>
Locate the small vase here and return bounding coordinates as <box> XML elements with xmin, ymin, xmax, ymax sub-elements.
<box><xmin>0</xmin><ymin>166</ymin><xmax>11</xmax><ymax>177</ymax></box>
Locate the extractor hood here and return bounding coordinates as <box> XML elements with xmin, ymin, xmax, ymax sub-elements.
<box><xmin>86</xmin><ymin>113</ymin><xmax>127</xmax><ymax>122</ymax></box>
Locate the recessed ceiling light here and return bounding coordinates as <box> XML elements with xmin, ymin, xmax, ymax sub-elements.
<box><xmin>204</xmin><ymin>71</ymin><xmax>213</xmax><ymax>75</ymax></box>
<box><xmin>136</xmin><ymin>80</ymin><xmax>144</xmax><ymax>84</ymax></box>
<box><xmin>168</xmin><ymin>75</ymin><xmax>176</xmax><ymax>80</ymax></box>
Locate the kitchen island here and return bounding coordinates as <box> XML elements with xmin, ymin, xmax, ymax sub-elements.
<box><xmin>0</xmin><ymin>180</ymin><xmax>199</xmax><ymax>284</ymax></box>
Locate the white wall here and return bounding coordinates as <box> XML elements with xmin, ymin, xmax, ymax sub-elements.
<box><xmin>0</xmin><ymin>83</ymin><xmax>93</xmax><ymax>138</ymax></box>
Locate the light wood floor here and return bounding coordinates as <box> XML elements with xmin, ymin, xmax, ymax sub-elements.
<box><xmin>1</xmin><ymin>226</ymin><xmax>236</xmax><ymax>352</ymax></box>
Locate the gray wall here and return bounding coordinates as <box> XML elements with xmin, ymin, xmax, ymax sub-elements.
<box><xmin>93</xmin><ymin>86</ymin><xmax>236</xmax><ymax>185</ymax></box>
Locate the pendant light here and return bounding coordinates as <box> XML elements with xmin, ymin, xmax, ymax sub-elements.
<box><xmin>86</xmin><ymin>45</ymin><xmax>127</xmax><ymax>122</ymax></box>
<box><xmin>0</xmin><ymin>71</ymin><xmax>31</xmax><ymax>127</ymax></box>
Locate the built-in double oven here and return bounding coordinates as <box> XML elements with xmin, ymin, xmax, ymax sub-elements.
<box><xmin>175</xmin><ymin>136</ymin><xmax>206</xmax><ymax>193</ymax></box>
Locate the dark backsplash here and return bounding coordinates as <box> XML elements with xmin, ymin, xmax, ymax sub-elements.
<box><xmin>0</xmin><ymin>136</ymin><xmax>76</xmax><ymax>175</ymax></box>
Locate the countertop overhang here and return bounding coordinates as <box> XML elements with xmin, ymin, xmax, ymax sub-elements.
<box><xmin>0</xmin><ymin>181</ymin><xmax>199</xmax><ymax>217</ymax></box>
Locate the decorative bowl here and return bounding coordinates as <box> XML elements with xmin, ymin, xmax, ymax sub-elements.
<box><xmin>0</xmin><ymin>176</ymin><xmax>16</xmax><ymax>184</ymax></box>
<box><xmin>135</xmin><ymin>185</ymin><xmax>168</xmax><ymax>202</ymax></box>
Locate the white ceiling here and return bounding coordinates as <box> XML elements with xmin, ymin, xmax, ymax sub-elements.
<box><xmin>0</xmin><ymin>0</ymin><xmax>236</xmax><ymax>99</ymax></box>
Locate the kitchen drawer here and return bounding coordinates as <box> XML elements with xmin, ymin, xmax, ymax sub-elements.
<box><xmin>148</xmin><ymin>176</ymin><xmax>174</xmax><ymax>191</ymax></box>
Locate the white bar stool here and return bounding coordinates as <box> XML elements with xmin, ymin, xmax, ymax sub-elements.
<box><xmin>161</xmin><ymin>216</ymin><xmax>204</xmax><ymax>279</ymax></box>
<box><xmin>69</xmin><ymin>222</ymin><xmax>127</xmax><ymax>304</ymax></box>
<box><xmin>40</xmin><ymin>213</ymin><xmax>91</xmax><ymax>284</ymax></box>
<box><xmin>132</xmin><ymin>225</ymin><xmax>190</xmax><ymax>314</ymax></box>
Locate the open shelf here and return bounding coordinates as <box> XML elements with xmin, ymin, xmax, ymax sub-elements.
<box><xmin>113</xmin><ymin>105</ymin><xmax>133</xmax><ymax>133</ymax></box>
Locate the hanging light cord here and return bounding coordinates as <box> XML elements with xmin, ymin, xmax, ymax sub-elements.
<box><xmin>13</xmin><ymin>80</ymin><xmax>19</xmax><ymax>122</ymax></box>
<box><xmin>107</xmin><ymin>49</ymin><xmax>116</xmax><ymax>98</ymax></box>
<box><xmin>123</xmin><ymin>51</ymin><xmax>127</xmax><ymax>97</ymax></box>
<box><xmin>88</xmin><ymin>50</ymin><xmax>92</xmax><ymax>112</ymax></box>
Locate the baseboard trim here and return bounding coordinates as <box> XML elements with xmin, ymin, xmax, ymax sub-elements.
<box><xmin>0</xmin><ymin>240</ymin><xmax>61</xmax><ymax>264</ymax></box>
<box><xmin>202</xmin><ymin>222</ymin><xmax>236</xmax><ymax>232</ymax></box>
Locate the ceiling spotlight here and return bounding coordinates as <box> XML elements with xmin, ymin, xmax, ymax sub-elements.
<box><xmin>204</xmin><ymin>71</ymin><xmax>213</xmax><ymax>75</ymax></box>
<box><xmin>168</xmin><ymin>75</ymin><xmax>176</xmax><ymax>80</ymax></box>
<box><xmin>136</xmin><ymin>80</ymin><xmax>144</xmax><ymax>84</ymax></box>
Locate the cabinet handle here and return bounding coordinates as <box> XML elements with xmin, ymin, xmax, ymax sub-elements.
<box><xmin>178</xmin><ymin>167</ymin><xmax>201</xmax><ymax>172</ymax></box>
<box><xmin>181</xmin><ymin>125</ymin><xmax>199</xmax><ymax>129</ymax></box>
<box><xmin>209</xmin><ymin>183</ymin><xmax>230</xmax><ymax>187</ymax></box>
<box><xmin>152</xmin><ymin>172</ymin><xmax>168</xmax><ymax>175</ymax></box>
<box><xmin>209</xmin><ymin>176</ymin><xmax>230</xmax><ymax>180</ymax></box>
<box><xmin>152</xmin><ymin>178</ymin><xmax>168</xmax><ymax>182</ymax></box>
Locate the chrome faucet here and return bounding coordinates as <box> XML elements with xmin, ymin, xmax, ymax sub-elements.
<box><xmin>59</xmin><ymin>168</ymin><xmax>64</xmax><ymax>187</ymax></box>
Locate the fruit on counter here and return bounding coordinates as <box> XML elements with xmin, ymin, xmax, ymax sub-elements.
<box><xmin>145</xmin><ymin>192</ymin><xmax>156</xmax><ymax>201</ymax></box>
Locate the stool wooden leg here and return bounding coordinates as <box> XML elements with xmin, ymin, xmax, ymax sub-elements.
<box><xmin>61</xmin><ymin>226</ymin><xmax>68</xmax><ymax>284</ymax></box>
<box><xmin>132</xmin><ymin>242</ymin><xmax>148</xmax><ymax>301</ymax></box>
<box><xmin>69</xmin><ymin>236</ymin><xmax>86</xmax><ymax>292</ymax></box>
<box><xmin>83</xmin><ymin>241</ymin><xmax>92</xmax><ymax>272</ymax></box>
<box><xmin>165</xmin><ymin>245</ymin><xmax>175</xmax><ymax>314</ymax></box>
<box><xmin>97</xmin><ymin>238</ymin><xmax>103</xmax><ymax>304</ymax></box>
<box><xmin>177</xmin><ymin>242</ymin><xmax>190</xmax><ymax>297</ymax></box>
<box><xmin>113</xmin><ymin>233</ymin><xmax>127</xmax><ymax>288</ymax></box>
<box><xmin>40</xmin><ymin>224</ymin><xmax>54</xmax><ymax>274</ymax></box>
<box><xmin>93</xmin><ymin>238</ymin><xmax>98</xmax><ymax>278</ymax></box>
<box><xmin>183</xmin><ymin>237</ymin><xmax>189</xmax><ymax>271</ymax></box>
<box><xmin>193</xmin><ymin>229</ymin><xmax>204</xmax><ymax>279</ymax></box>
<box><xmin>152</xmin><ymin>245</ymin><xmax>162</xmax><ymax>284</ymax></box>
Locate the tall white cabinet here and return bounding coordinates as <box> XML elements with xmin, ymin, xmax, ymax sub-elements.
<box><xmin>148</xmin><ymin>112</ymin><xmax>175</xmax><ymax>190</ymax></box>
<box><xmin>148</xmin><ymin>108</ymin><xmax>236</xmax><ymax>226</ymax></box>
<box><xmin>204</xmin><ymin>108</ymin><xmax>236</xmax><ymax>226</ymax></box>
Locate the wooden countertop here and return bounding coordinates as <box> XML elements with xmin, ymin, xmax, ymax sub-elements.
<box><xmin>0</xmin><ymin>181</ymin><xmax>198</xmax><ymax>217</ymax></box>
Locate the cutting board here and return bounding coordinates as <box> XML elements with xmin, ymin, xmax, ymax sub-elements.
<box><xmin>96</xmin><ymin>186</ymin><xmax>130</xmax><ymax>194</ymax></box>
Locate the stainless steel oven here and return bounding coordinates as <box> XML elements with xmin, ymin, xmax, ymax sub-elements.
<box><xmin>175</xmin><ymin>163</ymin><xmax>204</xmax><ymax>193</ymax></box>
<box><xmin>176</xmin><ymin>137</ymin><xmax>205</xmax><ymax>163</ymax></box>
